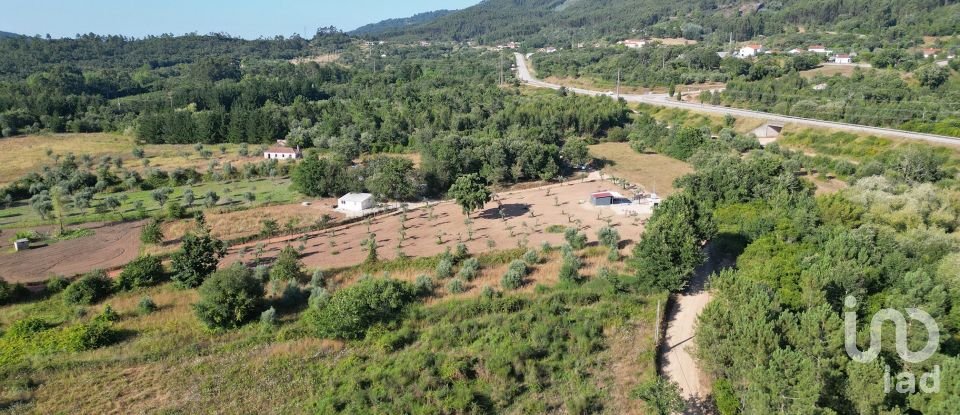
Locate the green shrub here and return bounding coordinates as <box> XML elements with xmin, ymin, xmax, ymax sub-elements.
<box><xmin>546</xmin><ymin>225</ymin><xmax>565</xmax><ymax>234</ymax></box>
<box><xmin>308</xmin><ymin>286</ymin><xmax>330</xmax><ymax>309</ymax></box>
<box><xmin>115</xmin><ymin>255</ymin><xmax>165</xmax><ymax>291</ymax></box>
<box><xmin>304</xmin><ymin>278</ymin><xmax>416</xmax><ymax>340</ymax></box>
<box><xmin>5</xmin><ymin>318</ymin><xmax>53</xmax><ymax>340</ymax></box>
<box><xmin>435</xmin><ymin>257</ymin><xmax>454</xmax><ymax>279</ymax></box>
<box><xmin>137</xmin><ymin>296</ymin><xmax>158</xmax><ymax>315</ymax></box>
<box><xmin>457</xmin><ymin>258</ymin><xmax>481</xmax><ymax>281</ymax></box>
<box><xmin>447</xmin><ymin>278</ymin><xmax>467</xmax><ymax>294</ymax></box>
<box><xmin>564</xmin><ymin>228</ymin><xmax>588</xmax><ymax>250</ymax></box>
<box><xmin>270</xmin><ymin>246</ymin><xmax>307</xmax><ymax>283</ymax></box>
<box><xmin>140</xmin><ymin>219</ymin><xmax>164</xmax><ymax>244</ymax></box>
<box><xmin>260</xmin><ymin>306</ymin><xmax>277</xmax><ymax>327</ymax></box>
<box><xmin>454</xmin><ymin>242</ymin><xmax>469</xmax><ymax>261</ymax></box>
<box><xmin>713</xmin><ymin>378</ymin><xmax>740</xmax><ymax>415</ymax></box>
<box><xmin>44</xmin><ymin>276</ymin><xmax>70</xmax><ymax>294</ymax></box>
<box><xmin>414</xmin><ymin>275</ymin><xmax>434</xmax><ymax>296</ymax></box>
<box><xmin>501</xmin><ymin>260</ymin><xmax>528</xmax><ymax>290</ymax></box>
<box><xmin>0</xmin><ymin>278</ymin><xmax>30</xmax><ymax>305</ymax></box>
<box><xmin>523</xmin><ymin>249</ymin><xmax>540</xmax><ymax>265</ymax></box>
<box><xmin>95</xmin><ymin>305</ymin><xmax>121</xmax><ymax>322</ymax></box>
<box><xmin>60</xmin><ymin>320</ymin><xmax>119</xmax><ymax>351</ymax></box>
<box><xmin>62</xmin><ymin>270</ymin><xmax>113</xmax><ymax>305</ymax></box>
<box><xmin>166</xmin><ymin>202</ymin><xmax>187</xmax><ymax>219</ymax></box>
<box><xmin>193</xmin><ymin>264</ymin><xmax>265</xmax><ymax>329</ymax></box>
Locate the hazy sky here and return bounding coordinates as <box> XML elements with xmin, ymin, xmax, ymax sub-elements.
<box><xmin>3</xmin><ymin>0</ymin><xmax>479</xmax><ymax>38</ymax></box>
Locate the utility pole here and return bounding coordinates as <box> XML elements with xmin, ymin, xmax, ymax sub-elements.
<box><xmin>616</xmin><ymin>68</ymin><xmax>621</xmax><ymax>99</ymax></box>
<box><xmin>499</xmin><ymin>51</ymin><xmax>504</xmax><ymax>85</ymax></box>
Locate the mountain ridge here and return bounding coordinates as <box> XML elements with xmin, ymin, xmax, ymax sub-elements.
<box><xmin>361</xmin><ymin>0</ymin><xmax>960</xmax><ymax>46</ymax></box>
<box><xmin>352</xmin><ymin>9</ymin><xmax>458</xmax><ymax>36</ymax></box>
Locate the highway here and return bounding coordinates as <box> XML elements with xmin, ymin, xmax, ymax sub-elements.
<box><xmin>514</xmin><ymin>53</ymin><xmax>960</xmax><ymax>147</ymax></box>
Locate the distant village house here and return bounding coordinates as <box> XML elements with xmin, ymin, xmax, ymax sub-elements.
<box><xmin>834</xmin><ymin>54</ymin><xmax>852</xmax><ymax>64</ymax></box>
<box><xmin>263</xmin><ymin>140</ymin><xmax>301</xmax><ymax>160</ymax></box>
<box><xmin>621</xmin><ymin>39</ymin><xmax>647</xmax><ymax>49</ymax></box>
<box><xmin>739</xmin><ymin>44</ymin><xmax>765</xmax><ymax>58</ymax></box>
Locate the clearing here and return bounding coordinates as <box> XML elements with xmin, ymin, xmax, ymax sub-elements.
<box><xmin>223</xmin><ymin>179</ymin><xmax>652</xmax><ymax>296</ymax></box>
<box><xmin>589</xmin><ymin>143</ymin><xmax>693</xmax><ymax>196</ymax></box>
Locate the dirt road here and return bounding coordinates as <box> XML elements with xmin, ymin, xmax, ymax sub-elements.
<box><xmin>660</xmin><ymin>244</ymin><xmax>728</xmax><ymax>413</ymax></box>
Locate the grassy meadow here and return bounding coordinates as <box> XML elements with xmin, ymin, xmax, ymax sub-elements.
<box><xmin>0</xmin><ymin>247</ymin><xmax>664</xmax><ymax>414</ymax></box>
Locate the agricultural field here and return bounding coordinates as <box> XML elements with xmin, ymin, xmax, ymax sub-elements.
<box><xmin>0</xmin><ymin>133</ymin><xmax>266</xmax><ymax>186</ymax></box>
<box><xmin>0</xmin><ymin>177</ymin><xmax>301</xmax><ymax>230</ymax></box>
<box><xmin>222</xmin><ymin>179</ymin><xmax>650</xmax><ymax>292</ymax></box>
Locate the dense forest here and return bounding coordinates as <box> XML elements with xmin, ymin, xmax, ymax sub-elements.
<box><xmin>361</xmin><ymin>0</ymin><xmax>960</xmax><ymax>46</ymax></box>
<box><xmin>620</xmin><ymin>110</ymin><xmax>960</xmax><ymax>413</ymax></box>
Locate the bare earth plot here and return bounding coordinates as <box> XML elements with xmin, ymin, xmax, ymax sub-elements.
<box><xmin>0</xmin><ymin>220</ymin><xmax>145</xmax><ymax>283</ymax></box>
<box><xmin>224</xmin><ymin>180</ymin><xmax>650</xmax><ymax>276</ymax></box>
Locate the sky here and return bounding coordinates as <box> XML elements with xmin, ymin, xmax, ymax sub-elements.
<box><xmin>3</xmin><ymin>0</ymin><xmax>479</xmax><ymax>39</ymax></box>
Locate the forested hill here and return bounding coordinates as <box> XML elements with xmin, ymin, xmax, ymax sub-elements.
<box><xmin>367</xmin><ymin>0</ymin><xmax>960</xmax><ymax>46</ymax></box>
<box><xmin>351</xmin><ymin>10</ymin><xmax>457</xmax><ymax>36</ymax></box>
<box><xmin>0</xmin><ymin>31</ymin><xmax>20</xmax><ymax>39</ymax></box>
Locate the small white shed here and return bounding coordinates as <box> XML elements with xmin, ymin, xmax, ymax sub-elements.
<box><xmin>337</xmin><ymin>193</ymin><xmax>374</xmax><ymax>213</ymax></box>
<box><xmin>14</xmin><ymin>239</ymin><xmax>30</xmax><ymax>252</ymax></box>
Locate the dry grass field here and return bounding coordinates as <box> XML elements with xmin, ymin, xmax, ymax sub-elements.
<box><xmin>0</xmin><ymin>133</ymin><xmax>267</xmax><ymax>185</ymax></box>
<box><xmin>589</xmin><ymin>142</ymin><xmax>693</xmax><ymax>196</ymax></box>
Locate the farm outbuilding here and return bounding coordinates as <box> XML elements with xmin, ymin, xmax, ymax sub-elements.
<box><xmin>590</xmin><ymin>192</ymin><xmax>615</xmax><ymax>206</ymax></box>
<box><xmin>14</xmin><ymin>239</ymin><xmax>29</xmax><ymax>252</ymax></box>
<box><xmin>338</xmin><ymin>193</ymin><xmax>375</xmax><ymax>213</ymax></box>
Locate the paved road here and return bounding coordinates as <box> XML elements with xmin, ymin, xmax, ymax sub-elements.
<box><xmin>515</xmin><ymin>53</ymin><xmax>960</xmax><ymax>147</ymax></box>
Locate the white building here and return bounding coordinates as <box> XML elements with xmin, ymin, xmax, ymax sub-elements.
<box><xmin>739</xmin><ymin>44</ymin><xmax>765</xmax><ymax>58</ymax></box>
<box><xmin>834</xmin><ymin>54</ymin><xmax>852</xmax><ymax>64</ymax></box>
<box><xmin>263</xmin><ymin>144</ymin><xmax>301</xmax><ymax>160</ymax></box>
<box><xmin>923</xmin><ymin>48</ymin><xmax>940</xmax><ymax>59</ymax></box>
<box><xmin>621</xmin><ymin>39</ymin><xmax>647</xmax><ymax>49</ymax></box>
<box><xmin>808</xmin><ymin>45</ymin><xmax>829</xmax><ymax>54</ymax></box>
<box><xmin>337</xmin><ymin>193</ymin><xmax>375</xmax><ymax>213</ymax></box>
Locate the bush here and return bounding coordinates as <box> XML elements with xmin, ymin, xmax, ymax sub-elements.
<box><xmin>414</xmin><ymin>275</ymin><xmax>434</xmax><ymax>296</ymax></box>
<box><xmin>523</xmin><ymin>249</ymin><xmax>540</xmax><ymax>265</ymax></box>
<box><xmin>447</xmin><ymin>278</ymin><xmax>467</xmax><ymax>294</ymax></box>
<box><xmin>501</xmin><ymin>260</ymin><xmax>528</xmax><ymax>290</ymax></box>
<box><xmin>61</xmin><ymin>320</ymin><xmax>120</xmax><ymax>351</ymax></box>
<box><xmin>564</xmin><ymin>228</ymin><xmax>588</xmax><ymax>250</ymax></box>
<box><xmin>140</xmin><ymin>219</ymin><xmax>164</xmax><ymax>244</ymax></box>
<box><xmin>457</xmin><ymin>258</ymin><xmax>481</xmax><ymax>281</ymax></box>
<box><xmin>137</xmin><ymin>296</ymin><xmax>158</xmax><ymax>315</ymax></box>
<box><xmin>436</xmin><ymin>257</ymin><xmax>454</xmax><ymax>279</ymax></box>
<box><xmin>0</xmin><ymin>278</ymin><xmax>31</xmax><ymax>305</ymax></box>
<box><xmin>269</xmin><ymin>246</ymin><xmax>307</xmax><ymax>283</ymax></box>
<box><xmin>45</xmin><ymin>276</ymin><xmax>70</xmax><ymax>294</ymax></box>
<box><xmin>308</xmin><ymin>286</ymin><xmax>330</xmax><ymax>309</ymax></box>
<box><xmin>115</xmin><ymin>255</ymin><xmax>164</xmax><ymax>291</ymax></box>
<box><xmin>260</xmin><ymin>307</ymin><xmax>278</xmax><ymax>327</ymax></box>
<box><xmin>62</xmin><ymin>270</ymin><xmax>113</xmax><ymax>306</ymax></box>
<box><xmin>193</xmin><ymin>264</ymin><xmax>265</xmax><ymax>329</ymax></box>
<box><xmin>305</xmin><ymin>278</ymin><xmax>416</xmax><ymax>340</ymax></box>
<box><xmin>95</xmin><ymin>305</ymin><xmax>121</xmax><ymax>323</ymax></box>
<box><xmin>454</xmin><ymin>242</ymin><xmax>469</xmax><ymax>261</ymax></box>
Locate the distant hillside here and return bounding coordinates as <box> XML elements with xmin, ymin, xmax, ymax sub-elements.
<box><xmin>0</xmin><ymin>31</ymin><xmax>21</xmax><ymax>39</ymax></box>
<box><xmin>352</xmin><ymin>10</ymin><xmax>457</xmax><ymax>36</ymax></box>
<box><xmin>374</xmin><ymin>0</ymin><xmax>960</xmax><ymax>46</ymax></box>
